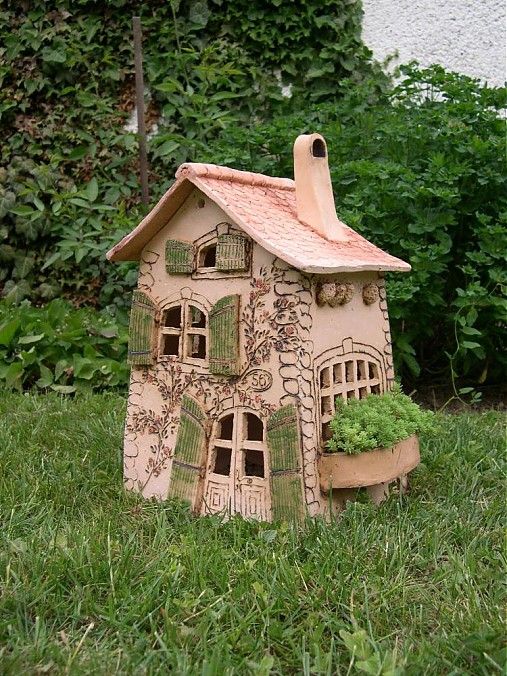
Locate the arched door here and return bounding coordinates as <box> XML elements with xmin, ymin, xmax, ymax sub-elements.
<box><xmin>202</xmin><ymin>410</ymin><xmax>270</xmax><ymax>521</ymax></box>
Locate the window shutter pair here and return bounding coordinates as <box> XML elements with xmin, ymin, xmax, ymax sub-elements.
<box><xmin>267</xmin><ymin>404</ymin><xmax>306</xmax><ymax>523</ymax></box>
<box><xmin>128</xmin><ymin>291</ymin><xmax>241</xmax><ymax>373</ymax></box>
<box><xmin>166</xmin><ymin>239</ymin><xmax>194</xmax><ymax>274</ymax></box>
<box><xmin>165</xmin><ymin>235</ymin><xmax>248</xmax><ymax>274</ymax></box>
<box><xmin>168</xmin><ymin>395</ymin><xmax>208</xmax><ymax>510</ymax></box>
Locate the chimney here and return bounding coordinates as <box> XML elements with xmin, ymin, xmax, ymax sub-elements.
<box><xmin>293</xmin><ymin>133</ymin><xmax>348</xmax><ymax>241</ymax></box>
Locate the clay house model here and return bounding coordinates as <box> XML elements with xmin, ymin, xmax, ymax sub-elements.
<box><xmin>107</xmin><ymin>133</ymin><xmax>413</xmax><ymax>522</ymax></box>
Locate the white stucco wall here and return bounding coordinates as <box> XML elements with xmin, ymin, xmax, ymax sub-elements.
<box><xmin>362</xmin><ymin>0</ymin><xmax>506</xmax><ymax>87</ymax></box>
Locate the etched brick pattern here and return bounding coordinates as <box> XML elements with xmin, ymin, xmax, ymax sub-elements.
<box><xmin>378</xmin><ymin>275</ymin><xmax>395</xmax><ymax>385</ymax></box>
<box><xmin>272</xmin><ymin>261</ymin><xmax>321</xmax><ymax>516</ymax></box>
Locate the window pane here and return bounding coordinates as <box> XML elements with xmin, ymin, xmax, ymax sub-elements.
<box><xmin>189</xmin><ymin>305</ymin><xmax>206</xmax><ymax>328</ymax></box>
<box><xmin>321</xmin><ymin>421</ymin><xmax>332</xmax><ymax>442</ymax></box>
<box><xmin>217</xmin><ymin>414</ymin><xmax>234</xmax><ymax>440</ymax></box>
<box><xmin>333</xmin><ymin>363</ymin><xmax>342</xmax><ymax>384</ymax></box>
<box><xmin>161</xmin><ymin>333</ymin><xmax>180</xmax><ymax>356</ymax></box>
<box><xmin>321</xmin><ymin>396</ymin><xmax>332</xmax><ymax>416</ymax></box>
<box><xmin>163</xmin><ymin>306</ymin><xmax>181</xmax><ymax>328</ymax></box>
<box><xmin>187</xmin><ymin>333</ymin><xmax>206</xmax><ymax>359</ymax></box>
<box><xmin>199</xmin><ymin>244</ymin><xmax>217</xmax><ymax>268</ymax></box>
<box><xmin>320</xmin><ymin>367</ymin><xmax>330</xmax><ymax>388</ymax></box>
<box><xmin>213</xmin><ymin>447</ymin><xmax>231</xmax><ymax>476</ymax></box>
<box><xmin>244</xmin><ymin>449</ymin><xmax>264</xmax><ymax>477</ymax></box>
<box><xmin>345</xmin><ymin>360</ymin><xmax>354</xmax><ymax>383</ymax></box>
<box><xmin>245</xmin><ymin>413</ymin><xmax>263</xmax><ymax>441</ymax></box>
<box><xmin>368</xmin><ymin>362</ymin><xmax>378</xmax><ymax>380</ymax></box>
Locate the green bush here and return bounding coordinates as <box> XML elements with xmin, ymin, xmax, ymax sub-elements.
<box><xmin>1</xmin><ymin>2</ymin><xmax>505</xmax><ymax>390</ymax></box>
<box><xmin>203</xmin><ymin>65</ymin><xmax>507</xmax><ymax>386</ymax></box>
<box><xmin>0</xmin><ymin>0</ymin><xmax>378</xmax><ymax>311</ymax></box>
<box><xmin>0</xmin><ymin>300</ymin><xmax>129</xmax><ymax>392</ymax></box>
<box><xmin>326</xmin><ymin>385</ymin><xmax>434</xmax><ymax>454</ymax></box>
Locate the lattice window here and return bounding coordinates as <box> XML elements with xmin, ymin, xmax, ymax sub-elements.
<box><xmin>319</xmin><ymin>355</ymin><xmax>382</xmax><ymax>445</ymax></box>
<box><xmin>159</xmin><ymin>301</ymin><xmax>207</xmax><ymax>362</ymax></box>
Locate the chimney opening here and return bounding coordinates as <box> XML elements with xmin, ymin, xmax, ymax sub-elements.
<box><xmin>311</xmin><ymin>138</ymin><xmax>326</xmax><ymax>158</ymax></box>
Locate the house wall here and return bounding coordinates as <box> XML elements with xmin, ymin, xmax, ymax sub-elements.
<box><xmin>124</xmin><ymin>187</ymin><xmax>323</xmax><ymax>514</ymax></box>
<box><xmin>362</xmin><ymin>0</ymin><xmax>506</xmax><ymax>87</ymax></box>
<box><xmin>310</xmin><ymin>272</ymin><xmax>393</xmax><ymax>381</ymax></box>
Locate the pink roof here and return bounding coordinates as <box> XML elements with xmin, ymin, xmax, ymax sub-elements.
<box><xmin>107</xmin><ymin>163</ymin><xmax>410</xmax><ymax>274</ymax></box>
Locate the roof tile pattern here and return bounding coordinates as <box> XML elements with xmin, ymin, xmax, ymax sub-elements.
<box><xmin>108</xmin><ymin>162</ymin><xmax>410</xmax><ymax>273</ymax></box>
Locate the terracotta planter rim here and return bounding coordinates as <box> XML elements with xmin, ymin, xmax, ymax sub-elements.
<box><xmin>319</xmin><ymin>435</ymin><xmax>420</xmax><ymax>491</ymax></box>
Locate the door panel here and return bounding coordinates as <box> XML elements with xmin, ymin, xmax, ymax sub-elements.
<box><xmin>204</xmin><ymin>477</ymin><xmax>230</xmax><ymax>514</ymax></box>
<box><xmin>238</xmin><ymin>482</ymin><xmax>269</xmax><ymax>521</ymax></box>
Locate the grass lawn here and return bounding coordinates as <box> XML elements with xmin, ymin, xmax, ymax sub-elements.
<box><xmin>0</xmin><ymin>393</ymin><xmax>504</xmax><ymax>674</ymax></box>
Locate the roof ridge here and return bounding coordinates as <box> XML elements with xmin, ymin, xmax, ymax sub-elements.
<box><xmin>176</xmin><ymin>162</ymin><xmax>295</xmax><ymax>191</ymax></box>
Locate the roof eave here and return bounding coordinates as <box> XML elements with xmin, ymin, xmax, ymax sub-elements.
<box><xmin>300</xmin><ymin>261</ymin><xmax>411</xmax><ymax>274</ymax></box>
<box><xmin>106</xmin><ymin>177</ymin><xmax>194</xmax><ymax>262</ymax></box>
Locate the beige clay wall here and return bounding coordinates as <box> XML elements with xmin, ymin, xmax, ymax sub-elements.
<box><xmin>124</xmin><ymin>187</ymin><xmax>322</xmax><ymax>513</ymax></box>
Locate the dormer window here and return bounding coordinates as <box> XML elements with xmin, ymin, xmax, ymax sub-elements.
<box><xmin>194</xmin><ymin>230</ymin><xmax>250</xmax><ymax>277</ymax></box>
<box><xmin>198</xmin><ymin>243</ymin><xmax>217</xmax><ymax>269</ymax></box>
<box><xmin>159</xmin><ymin>301</ymin><xmax>207</xmax><ymax>362</ymax></box>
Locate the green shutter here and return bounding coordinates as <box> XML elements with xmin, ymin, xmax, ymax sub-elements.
<box><xmin>168</xmin><ymin>395</ymin><xmax>208</xmax><ymax>510</ymax></box>
<box><xmin>165</xmin><ymin>239</ymin><xmax>194</xmax><ymax>274</ymax></box>
<box><xmin>267</xmin><ymin>405</ymin><xmax>305</xmax><ymax>523</ymax></box>
<box><xmin>216</xmin><ymin>234</ymin><xmax>248</xmax><ymax>271</ymax></box>
<box><xmin>209</xmin><ymin>295</ymin><xmax>240</xmax><ymax>376</ymax></box>
<box><xmin>128</xmin><ymin>290</ymin><xmax>157</xmax><ymax>365</ymax></box>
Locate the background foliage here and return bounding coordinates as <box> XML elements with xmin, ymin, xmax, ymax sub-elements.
<box><xmin>0</xmin><ymin>1</ymin><xmax>505</xmax><ymax>392</ymax></box>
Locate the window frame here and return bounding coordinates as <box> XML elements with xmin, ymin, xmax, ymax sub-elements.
<box><xmin>192</xmin><ymin>224</ymin><xmax>251</xmax><ymax>280</ymax></box>
<box><xmin>318</xmin><ymin>353</ymin><xmax>384</xmax><ymax>448</ymax></box>
<box><xmin>158</xmin><ymin>300</ymin><xmax>208</xmax><ymax>365</ymax></box>
<box><xmin>209</xmin><ymin>410</ymin><xmax>268</xmax><ymax>480</ymax></box>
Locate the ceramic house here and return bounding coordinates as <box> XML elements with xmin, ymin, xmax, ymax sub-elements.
<box><xmin>107</xmin><ymin>133</ymin><xmax>419</xmax><ymax>522</ymax></box>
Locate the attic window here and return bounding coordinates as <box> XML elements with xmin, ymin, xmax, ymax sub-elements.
<box><xmin>199</xmin><ymin>243</ymin><xmax>217</xmax><ymax>268</ymax></box>
<box><xmin>312</xmin><ymin>138</ymin><xmax>326</xmax><ymax>158</ymax></box>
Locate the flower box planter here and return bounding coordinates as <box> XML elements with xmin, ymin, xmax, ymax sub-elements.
<box><xmin>319</xmin><ymin>435</ymin><xmax>420</xmax><ymax>493</ymax></box>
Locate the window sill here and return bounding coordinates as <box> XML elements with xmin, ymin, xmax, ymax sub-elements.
<box><xmin>192</xmin><ymin>267</ymin><xmax>250</xmax><ymax>280</ymax></box>
<box><xmin>157</xmin><ymin>356</ymin><xmax>208</xmax><ymax>369</ymax></box>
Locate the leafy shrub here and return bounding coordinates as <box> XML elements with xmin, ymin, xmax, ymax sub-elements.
<box><xmin>326</xmin><ymin>385</ymin><xmax>434</xmax><ymax>454</ymax></box>
<box><xmin>203</xmin><ymin>65</ymin><xmax>507</xmax><ymax>386</ymax></box>
<box><xmin>0</xmin><ymin>300</ymin><xmax>129</xmax><ymax>392</ymax></box>
<box><xmin>0</xmin><ymin>0</ymin><xmax>379</xmax><ymax>311</ymax></box>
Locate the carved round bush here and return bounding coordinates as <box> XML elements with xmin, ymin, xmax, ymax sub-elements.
<box><xmin>362</xmin><ymin>283</ymin><xmax>379</xmax><ymax>305</ymax></box>
<box><xmin>316</xmin><ymin>282</ymin><xmax>336</xmax><ymax>306</ymax></box>
<box><xmin>332</xmin><ymin>282</ymin><xmax>354</xmax><ymax>306</ymax></box>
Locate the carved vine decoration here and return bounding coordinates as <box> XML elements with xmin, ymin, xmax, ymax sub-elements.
<box><xmin>129</xmin><ymin>357</ymin><xmax>276</xmax><ymax>492</ymax></box>
<box><xmin>129</xmin><ymin>262</ymin><xmax>313</xmax><ymax>493</ymax></box>
<box><xmin>242</xmin><ymin>264</ymin><xmax>307</xmax><ymax>365</ymax></box>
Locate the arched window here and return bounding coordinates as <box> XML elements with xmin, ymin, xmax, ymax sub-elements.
<box><xmin>159</xmin><ymin>301</ymin><xmax>207</xmax><ymax>362</ymax></box>
<box><xmin>319</xmin><ymin>355</ymin><xmax>383</xmax><ymax>444</ymax></box>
